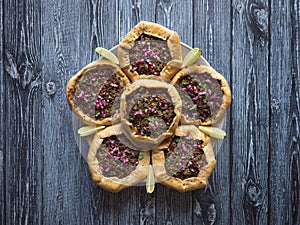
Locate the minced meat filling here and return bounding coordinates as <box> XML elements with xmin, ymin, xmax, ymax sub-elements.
<box><xmin>127</xmin><ymin>88</ymin><xmax>176</xmax><ymax>138</ymax></box>
<box><xmin>96</xmin><ymin>135</ymin><xmax>143</xmax><ymax>179</ymax></box>
<box><xmin>178</xmin><ymin>73</ymin><xmax>223</xmax><ymax>122</ymax></box>
<box><xmin>129</xmin><ymin>34</ymin><xmax>171</xmax><ymax>76</ymax></box>
<box><xmin>74</xmin><ymin>67</ymin><xmax>123</xmax><ymax>120</ymax></box>
<box><xmin>164</xmin><ymin>135</ymin><xmax>206</xmax><ymax>180</ymax></box>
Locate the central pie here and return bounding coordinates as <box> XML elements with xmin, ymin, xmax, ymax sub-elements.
<box><xmin>120</xmin><ymin>79</ymin><xmax>182</xmax><ymax>150</ymax></box>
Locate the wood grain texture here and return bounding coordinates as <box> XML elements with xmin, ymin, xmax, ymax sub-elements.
<box><xmin>41</xmin><ymin>0</ymin><xmax>81</xmax><ymax>224</ymax></box>
<box><xmin>0</xmin><ymin>0</ymin><xmax>4</xmax><ymax>223</ymax></box>
<box><xmin>231</xmin><ymin>0</ymin><xmax>269</xmax><ymax>224</ymax></box>
<box><xmin>270</xmin><ymin>0</ymin><xmax>300</xmax><ymax>224</ymax></box>
<box><xmin>2</xmin><ymin>0</ymin><xmax>43</xmax><ymax>224</ymax></box>
<box><xmin>1</xmin><ymin>0</ymin><xmax>299</xmax><ymax>224</ymax></box>
<box><xmin>193</xmin><ymin>0</ymin><xmax>232</xmax><ymax>224</ymax></box>
<box><xmin>118</xmin><ymin>2</ymin><xmax>156</xmax><ymax>224</ymax></box>
<box><xmin>76</xmin><ymin>1</ymin><xmax>126</xmax><ymax>224</ymax></box>
<box><xmin>155</xmin><ymin>1</ymin><xmax>194</xmax><ymax>225</ymax></box>
<box><xmin>156</xmin><ymin>0</ymin><xmax>194</xmax><ymax>45</ymax></box>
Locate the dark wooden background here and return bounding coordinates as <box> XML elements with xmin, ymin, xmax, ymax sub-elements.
<box><xmin>1</xmin><ymin>0</ymin><xmax>299</xmax><ymax>224</ymax></box>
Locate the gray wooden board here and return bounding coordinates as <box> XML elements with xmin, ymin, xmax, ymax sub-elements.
<box><xmin>0</xmin><ymin>0</ymin><xmax>5</xmax><ymax>224</ymax></box>
<box><xmin>270</xmin><ymin>0</ymin><xmax>300</xmax><ymax>224</ymax></box>
<box><xmin>154</xmin><ymin>1</ymin><xmax>194</xmax><ymax>225</ymax></box>
<box><xmin>0</xmin><ymin>0</ymin><xmax>4</xmax><ymax>223</ymax></box>
<box><xmin>2</xmin><ymin>0</ymin><xmax>43</xmax><ymax>224</ymax></box>
<box><xmin>118</xmin><ymin>1</ymin><xmax>156</xmax><ymax>224</ymax></box>
<box><xmin>193</xmin><ymin>0</ymin><xmax>231</xmax><ymax>224</ymax></box>
<box><xmin>231</xmin><ymin>0</ymin><xmax>270</xmax><ymax>224</ymax></box>
<box><xmin>77</xmin><ymin>0</ymin><xmax>117</xmax><ymax>224</ymax></box>
<box><xmin>1</xmin><ymin>0</ymin><xmax>300</xmax><ymax>224</ymax></box>
<box><xmin>41</xmin><ymin>0</ymin><xmax>81</xmax><ymax>224</ymax></box>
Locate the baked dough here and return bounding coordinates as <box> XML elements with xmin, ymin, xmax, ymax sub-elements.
<box><xmin>118</xmin><ymin>21</ymin><xmax>182</xmax><ymax>81</ymax></box>
<box><xmin>172</xmin><ymin>65</ymin><xmax>231</xmax><ymax>125</ymax></box>
<box><xmin>120</xmin><ymin>79</ymin><xmax>182</xmax><ymax>150</ymax></box>
<box><xmin>152</xmin><ymin>125</ymin><xmax>216</xmax><ymax>192</ymax></box>
<box><xmin>66</xmin><ymin>60</ymin><xmax>130</xmax><ymax>126</ymax></box>
<box><xmin>87</xmin><ymin>124</ymin><xmax>150</xmax><ymax>192</ymax></box>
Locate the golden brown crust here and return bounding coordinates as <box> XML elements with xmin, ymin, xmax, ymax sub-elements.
<box><xmin>171</xmin><ymin>65</ymin><xmax>231</xmax><ymax>125</ymax></box>
<box><xmin>119</xmin><ymin>79</ymin><xmax>182</xmax><ymax>150</ymax></box>
<box><xmin>152</xmin><ymin>125</ymin><xmax>216</xmax><ymax>192</ymax></box>
<box><xmin>118</xmin><ymin>21</ymin><xmax>182</xmax><ymax>82</ymax></box>
<box><xmin>87</xmin><ymin>124</ymin><xmax>150</xmax><ymax>192</ymax></box>
<box><xmin>66</xmin><ymin>60</ymin><xmax>130</xmax><ymax>126</ymax></box>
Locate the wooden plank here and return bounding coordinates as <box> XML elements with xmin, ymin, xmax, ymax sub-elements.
<box><xmin>155</xmin><ymin>0</ymin><xmax>193</xmax><ymax>45</ymax></box>
<box><xmin>269</xmin><ymin>0</ymin><xmax>300</xmax><ymax>224</ymax></box>
<box><xmin>118</xmin><ymin>1</ymin><xmax>156</xmax><ymax>224</ymax></box>
<box><xmin>155</xmin><ymin>1</ymin><xmax>194</xmax><ymax>225</ymax></box>
<box><xmin>193</xmin><ymin>0</ymin><xmax>232</xmax><ymax>224</ymax></box>
<box><xmin>41</xmin><ymin>0</ymin><xmax>81</xmax><ymax>224</ymax></box>
<box><xmin>118</xmin><ymin>0</ymin><xmax>156</xmax><ymax>42</ymax></box>
<box><xmin>76</xmin><ymin>1</ymin><xmax>122</xmax><ymax>224</ymax></box>
<box><xmin>0</xmin><ymin>0</ymin><xmax>4</xmax><ymax>223</ymax></box>
<box><xmin>2</xmin><ymin>0</ymin><xmax>43</xmax><ymax>224</ymax></box>
<box><xmin>231</xmin><ymin>0</ymin><xmax>269</xmax><ymax>224</ymax></box>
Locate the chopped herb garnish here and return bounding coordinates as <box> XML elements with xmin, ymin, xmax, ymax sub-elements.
<box><xmin>137</xmin><ymin>100</ymin><xmax>142</xmax><ymax>108</ymax></box>
<box><xmin>189</xmin><ymin>105</ymin><xmax>197</xmax><ymax>110</ymax></box>
<box><xmin>139</xmin><ymin>153</ymin><xmax>144</xmax><ymax>160</ymax></box>
<box><xmin>148</xmin><ymin>117</ymin><xmax>155</xmax><ymax>122</ymax></box>
<box><xmin>93</xmin><ymin>81</ymin><xmax>99</xmax><ymax>87</ymax></box>
<box><xmin>110</xmin><ymin>88</ymin><xmax>117</xmax><ymax>93</ymax></box>
<box><xmin>182</xmin><ymin>81</ymin><xmax>189</xmax><ymax>86</ymax></box>
<box><xmin>175</xmin><ymin>137</ymin><xmax>181</xmax><ymax>143</ymax></box>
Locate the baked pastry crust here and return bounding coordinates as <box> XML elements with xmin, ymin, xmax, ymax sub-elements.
<box><xmin>118</xmin><ymin>21</ymin><xmax>182</xmax><ymax>81</ymax></box>
<box><xmin>152</xmin><ymin>125</ymin><xmax>216</xmax><ymax>192</ymax></box>
<box><xmin>87</xmin><ymin>124</ymin><xmax>150</xmax><ymax>192</ymax></box>
<box><xmin>66</xmin><ymin>60</ymin><xmax>130</xmax><ymax>126</ymax></box>
<box><xmin>172</xmin><ymin>65</ymin><xmax>231</xmax><ymax>125</ymax></box>
<box><xmin>120</xmin><ymin>79</ymin><xmax>182</xmax><ymax>150</ymax></box>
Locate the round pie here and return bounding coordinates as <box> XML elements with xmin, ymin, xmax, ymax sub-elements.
<box><xmin>120</xmin><ymin>79</ymin><xmax>182</xmax><ymax>150</ymax></box>
<box><xmin>152</xmin><ymin>125</ymin><xmax>216</xmax><ymax>192</ymax></box>
<box><xmin>87</xmin><ymin>124</ymin><xmax>150</xmax><ymax>192</ymax></box>
<box><xmin>118</xmin><ymin>21</ymin><xmax>182</xmax><ymax>81</ymax></box>
<box><xmin>172</xmin><ymin>65</ymin><xmax>231</xmax><ymax>125</ymax></box>
<box><xmin>66</xmin><ymin>60</ymin><xmax>130</xmax><ymax>126</ymax></box>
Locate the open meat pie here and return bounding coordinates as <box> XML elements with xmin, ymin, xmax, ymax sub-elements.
<box><xmin>66</xmin><ymin>60</ymin><xmax>130</xmax><ymax>126</ymax></box>
<box><xmin>87</xmin><ymin>124</ymin><xmax>150</xmax><ymax>192</ymax></box>
<box><xmin>152</xmin><ymin>125</ymin><xmax>216</xmax><ymax>192</ymax></box>
<box><xmin>118</xmin><ymin>21</ymin><xmax>182</xmax><ymax>81</ymax></box>
<box><xmin>120</xmin><ymin>79</ymin><xmax>182</xmax><ymax>150</ymax></box>
<box><xmin>172</xmin><ymin>65</ymin><xmax>231</xmax><ymax>125</ymax></box>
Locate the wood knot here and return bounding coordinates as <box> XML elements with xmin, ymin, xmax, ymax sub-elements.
<box><xmin>236</xmin><ymin>2</ymin><xmax>245</xmax><ymax>14</ymax></box>
<box><xmin>46</xmin><ymin>81</ymin><xmax>57</xmax><ymax>96</ymax></box>
<box><xmin>245</xmin><ymin>179</ymin><xmax>262</xmax><ymax>207</ymax></box>
<box><xmin>207</xmin><ymin>204</ymin><xmax>216</xmax><ymax>223</ymax></box>
<box><xmin>246</xmin><ymin>0</ymin><xmax>268</xmax><ymax>37</ymax></box>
